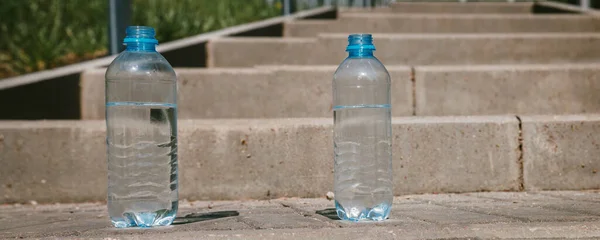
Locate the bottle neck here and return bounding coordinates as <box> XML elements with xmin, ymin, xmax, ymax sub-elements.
<box><xmin>123</xmin><ymin>26</ymin><xmax>158</xmax><ymax>52</ymax></box>
<box><xmin>348</xmin><ymin>49</ymin><xmax>374</xmax><ymax>58</ymax></box>
<box><xmin>126</xmin><ymin>42</ymin><xmax>157</xmax><ymax>52</ymax></box>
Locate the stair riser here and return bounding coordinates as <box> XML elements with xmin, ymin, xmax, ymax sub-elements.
<box><xmin>390</xmin><ymin>2</ymin><xmax>534</xmax><ymax>13</ymax></box>
<box><xmin>285</xmin><ymin>15</ymin><xmax>599</xmax><ymax>37</ymax></box>
<box><xmin>0</xmin><ymin>117</ymin><xmax>520</xmax><ymax>203</ymax></box>
<box><xmin>208</xmin><ymin>34</ymin><xmax>600</xmax><ymax>67</ymax></box>
<box><xmin>4</xmin><ymin>115</ymin><xmax>600</xmax><ymax>204</ymax></box>
<box><xmin>81</xmin><ymin>65</ymin><xmax>600</xmax><ymax>119</ymax></box>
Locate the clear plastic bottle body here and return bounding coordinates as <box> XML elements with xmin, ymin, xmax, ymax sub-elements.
<box><xmin>105</xmin><ymin>26</ymin><xmax>178</xmax><ymax>228</ymax></box>
<box><xmin>333</xmin><ymin>34</ymin><xmax>393</xmax><ymax>221</ymax></box>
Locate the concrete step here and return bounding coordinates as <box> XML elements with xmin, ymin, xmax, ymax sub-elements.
<box><xmin>415</xmin><ymin>63</ymin><xmax>600</xmax><ymax>116</ymax></box>
<box><xmin>80</xmin><ymin>64</ymin><xmax>600</xmax><ymax>119</ymax></box>
<box><xmin>338</xmin><ymin>7</ymin><xmax>394</xmax><ymax>13</ymax></box>
<box><xmin>284</xmin><ymin>14</ymin><xmax>599</xmax><ymax>37</ymax></box>
<box><xmin>80</xmin><ymin>66</ymin><xmax>413</xmax><ymax>120</ymax></box>
<box><xmin>208</xmin><ymin>33</ymin><xmax>600</xmax><ymax>67</ymax></box>
<box><xmin>3</xmin><ymin>115</ymin><xmax>600</xmax><ymax>203</ymax></box>
<box><xmin>390</xmin><ymin>2</ymin><xmax>535</xmax><ymax>14</ymax></box>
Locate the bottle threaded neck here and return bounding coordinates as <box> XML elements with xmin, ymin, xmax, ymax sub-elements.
<box><xmin>123</xmin><ymin>26</ymin><xmax>158</xmax><ymax>51</ymax></box>
<box><xmin>346</xmin><ymin>34</ymin><xmax>375</xmax><ymax>57</ymax></box>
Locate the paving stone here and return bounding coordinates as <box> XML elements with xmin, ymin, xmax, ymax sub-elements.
<box><xmin>467</xmin><ymin>192</ymin><xmax>600</xmax><ymax>217</ymax></box>
<box><xmin>467</xmin><ymin>221</ymin><xmax>600</xmax><ymax>239</ymax></box>
<box><xmin>468</xmin><ymin>192</ymin><xmax>559</xmax><ymax>202</ymax></box>
<box><xmin>392</xmin><ymin>196</ymin><xmax>427</xmax><ymax>205</ymax></box>
<box><xmin>67</xmin><ymin>227</ymin><xmax>404</xmax><ymax>240</ymax></box>
<box><xmin>86</xmin><ymin>217</ymin><xmax>251</xmax><ymax>238</ymax></box>
<box><xmin>541</xmin><ymin>190</ymin><xmax>600</xmax><ymax>203</ymax></box>
<box><xmin>392</xmin><ymin>203</ymin><xmax>515</xmax><ymax>224</ymax></box>
<box><xmin>182</xmin><ymin>200</ymin><xmax>296</xmax><ymax>215</ymax></box>
<box><xmin>0</xmin><ymin>213</ymin><xmax>108</xmax><ymax>239</ymax></box>
<box><xmin>535</xmin><ymin>199</ymin><xmax>600</xmax><ymax>216</ymax></box>
<box><xmin>0</xmin><ymin>203</ymin><xmax>106</xmax><ymax>232</ymax></box>
<box><xmin>6</xmin><ymin>193</ymin><xmax>600</xmax><ymax>239</ymax></box>
<box><xmin>180</xmin><ymin>200</ymin><xmax>324</xmax><ymax>230</ymax></box>
<box><xmin>409</xmin><ymin>193</ymin><xmax>497</xmax><ymax>203</ymax></box>
<box><xmin>279</xmin><ymin>198</ymin><xmax>430</xmax><ymax>228</ymax></box>
<box><xmin>176</xmin><ymin>217</ymin><xmax>251</xmax><ymax>231</ymax></box>
<box><xmin>444</xmin><ymin>201</ymin><xmax>598</xmax><ymax>222</ymax></box>
<box><xmin>53</xmin><ymin>221</ymin><xmax>600</xmax><ymax>240</ymax></box>
<box><xmin>239</xmin><ymin>213</ymin><xmax>330</xmax><ymax>230</ymax></box>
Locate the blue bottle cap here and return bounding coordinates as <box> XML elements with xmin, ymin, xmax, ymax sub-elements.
<box><xmin>123</xmin><ymin>26</ymin><xmax>159</xmax><ymax>45</ymax></box>
<box><xmin>346</xmin><ymin>34</ymin><xmax>375</xmax><ymax>51</ymax></box>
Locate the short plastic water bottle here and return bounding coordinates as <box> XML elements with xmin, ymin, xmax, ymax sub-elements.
<box><xmin>333</xmin><ymin>34</ymin><xmax>393</xmax><ymax>221</ymax></box>
<box><xmin>105</xmin><ymin>26</ymin><xmax>178</xmax><ymax>228</ymax></box>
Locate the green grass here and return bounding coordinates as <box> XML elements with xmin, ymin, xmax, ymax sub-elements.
<box><xmin>0</xmin><ymin>0</ymin><xmax>280</xmax><ymax>78</ymax></box>
<box><xmin>132</xmin><ymin>0</ymin><xmax>280</xmax><ymax>44</ymax></box>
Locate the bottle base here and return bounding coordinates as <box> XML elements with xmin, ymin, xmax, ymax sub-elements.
<box><xmin>335</xmin><ymin>200</ymin><xmax>391</xmax><ymax>222</ymax></box>
<box><xmin>110</xmin><ymin>202</ymin><xmax>178</xmax><ymax>228</ymax></box>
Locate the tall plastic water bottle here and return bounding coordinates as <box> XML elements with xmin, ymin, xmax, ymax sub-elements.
<box><xmin>333</xmin><ymin>34</ymin><xmax>393</xmax><ymax>221</ymax></box>
<box><xmin>105</xmin><ymin>26</ymin><xmax>178</xmax><ymax>228</ymax></box>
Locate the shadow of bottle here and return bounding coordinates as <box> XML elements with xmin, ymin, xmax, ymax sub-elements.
<box><xmin>315</xmin><ymin>208</ymin><xmax>340</xmax><ymax>220</ymax></box>
<box><xmin>172</xmin><ymin>211</ymin><xmax>240</xmax><ymax>225</ymax></box>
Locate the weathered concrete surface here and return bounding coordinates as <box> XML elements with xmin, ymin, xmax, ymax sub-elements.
<box><xmin>0</xmin><ymin>116</ymin><xmax>520</xmax><ymax>203</ymax></box>
<box><xmin>208</xmin><ymin>33</ymin><xmax>600</xmax><ymax>67</ymax></box>
<box><xmin>390</xmin><ymin>2</ymin><xmax>534</xmax><ymax>14</ymax></box>
<box><xmin>470</xmin><ymin>191</ymin><xmax>600</xmax><ymax>220</ymax></box>
<box><xmin>3</xmin><ymin>192</ymin><xmax>600</xmax><ymax>239</ymax></box>
<box><xmin>0</xmin><ymin>121</ymin><xmax>106</xmax><ymax>203</ymax></box>
<box><xmin>521</xmin><ymin>115</ymin><xmax>600</xmax><ymax>191</ymax></box>
<box><xmin>394</xmin><ymin>116</ymin><xmax>521</xmax><ymax>194</ymax></box>
<box><xmin>84</xmin><ymin>64</ymin><xmax>600</xmax><ymax>118</ymax></box>
<box><xmin>338</xmin><ymin>7</ymin><xmax>393</xmax><ymax>13</ymax></box>
<box><xmin>207</xmin><ymin>38</ymin><xmax>318</xmax><ymax>67</ymax></box>
<box><xmin>415</xmin><ymin>192</ymin><xmax>598</xmax><ymax>222</ymax></box>
<box><xmin>80</xmin><ymin>66</ymin><xmax>412</xmax><ymax>119</ymax></box>
<box><xmin>541</xmin><ymin>190</ymin><xmax>600</xmax><ymax>202</ymax></box>
<box><xmin>284</xmin><ymin>14</ymin><xmax>599</xmax><ymax>37</ymax></box>
<box><xmin>415</xmin><ymin>63</ymin><xmax>600</xmax><ymax>116</ymax></box>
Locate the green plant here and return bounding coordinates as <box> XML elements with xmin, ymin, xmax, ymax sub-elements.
<box><xmin>0</xmin><ymin>0</ymin><xmax>280</xmax><ymax>79</ymax></box>
<box><xmin>0</xmin><ymin>0</ymin><xmax>107</xmax><ymax>77</ymax></box>
<box><xmin>132</xmin><ymin>0</ymin><xmax>279</xmax><ymax>43</ymax></box>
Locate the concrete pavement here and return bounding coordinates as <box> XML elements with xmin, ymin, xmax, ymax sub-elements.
<box><xmin>3</xmin><ymin>191</ymin><xmax>600</xmax><ymax>239</ymax></box>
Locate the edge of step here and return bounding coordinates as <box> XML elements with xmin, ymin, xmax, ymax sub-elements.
<box><xmin>3</xmin><ymin>115</ymin><xmax>600</xmax><ymax>203</ymax></box>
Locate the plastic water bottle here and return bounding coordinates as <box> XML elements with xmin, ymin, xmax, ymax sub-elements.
<box><xmin>333</xmin><ymin>34</ymin><xmax>393</xmax><ymax>221</ymax></box>
<box><xmin>105</xmin><ymin>26</ymin><xmax>178</xmax><ymax>228</ymax></box>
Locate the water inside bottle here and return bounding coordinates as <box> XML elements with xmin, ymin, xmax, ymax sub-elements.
<box><xmin>106</xmin><ymin>102</ymin><xmax>178</xmax><ymax>228</ymax></box>
<box><xmin>333</xmin><ymin>104</ymin><xmax>393</xmax><ymax>221</ymax></box>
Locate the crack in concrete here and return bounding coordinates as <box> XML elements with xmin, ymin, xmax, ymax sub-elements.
<box><xmin>279</xmin><ymin>201</ymin><xmax>343</xmax><ymax>228</ymax></box>
<box><xmin>516</xmin><ymin>115</ymin><xmax>525</xmax><ymax>191</ymax></box>
<box><xmin>235</xmin><ymin>215</ymin><xmax>263</xmax><ymax>229</ymax></box>
<box><xmin>410</xmin><ymin>66</ymin><xmax>417</xmax><ymax>116</ymax></box>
